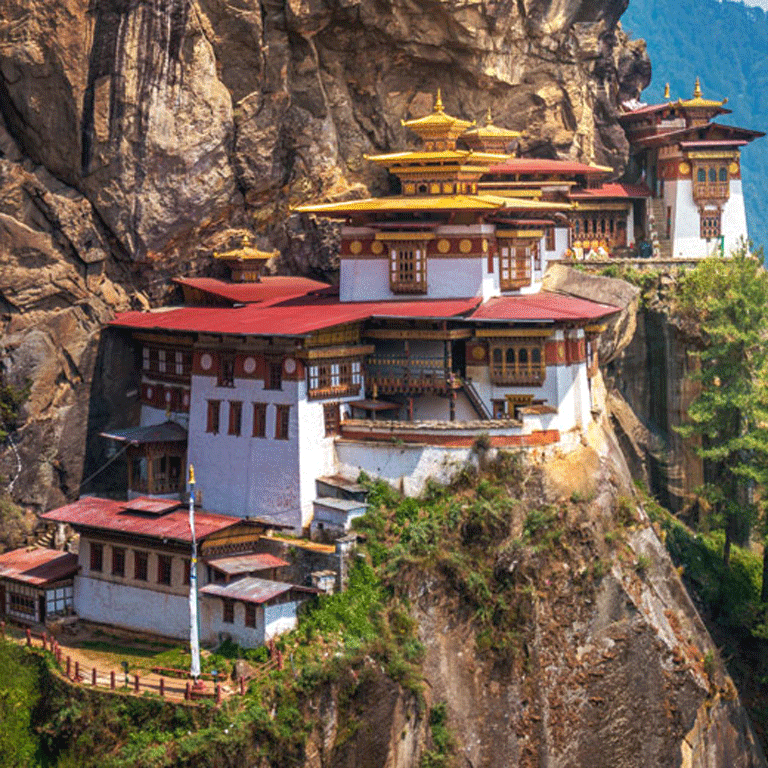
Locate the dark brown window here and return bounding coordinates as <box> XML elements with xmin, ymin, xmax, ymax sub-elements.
<box><xmin>489</xmin><ymin>342</ymin><xmax>545</xmax><ymax>385</ymax></box>
<box><xmin>157</xmin><ymin>554</ymin><xmax>172</xmax><ymax>586</ymax></box>
<box><xmin>183</xmin><ymin>558</ymin><xmax>191</xmax><ymax>586</ymax></box>
<box><xmin>111</xmin><ymin>547</ymin><xmax>125</xmax><ymax>577</ymax></box>
<box><xmin>134</xmin><ymin>551</ymin><xmax>148</xmax><ymax>581</ymax></box>
<box><xmin>324</xmin><ymin>402</ymin><xmax>340</xmax><ymax>436</ymax></box>
<box><xmin>308</xmin><ymin>360</ymin><xmax>362</xmax><ymax>399</ymax></box>
<box><xmin>498</xmin><ymin>241</ymin><xmax>532</xmax><ymax>290</ymax></box>
<box><xmin>389</xmin><ymin>242</ymin><xmax>427</xmax><ymax>294</ymax></box>
<box><xmin>223</xmin><ymin>599</ymin><xmax>234</xmax><ymax>624</ymax></box>
<box><xmin>228</xmin><ymin>400</ymin><xmax>242</xmax><ymax>436</ymax></box>
<box><xmin>545</xmin><ymin>227</ymin><xmax>555</xmax><ymax>251</ymax></box>
<box><xmin>252</xmin><ymin>402</ymin><xmax>267</xmax><ymax>437</ymax></box>
<box><xmin>90</xmin><ymin>542</ymin><xmax>103</xmax><ymax>573</ymax></box>
<box><xmin>207</xmin><ymin>400</ymin><xmax>220</xmax><ymax>434</ymax></box>
<box><xmin>275</xmin><ymin>404</ymin><xmax>290</xmax><ymax>440</ymax></box>
<box><xmin>218</xmin><ymin>355</ymin><xmax>235</xmax><ymax>387</ymax></box>
<box><xmin>492</xmin><ymin>399</ymin><xmax>507</xmax><ymax>419</ymax></box>
<box><xmin>266</xmin><ymin>361</ymin><xmax>282</xmax><ymax>390</ymax></box>
<box><xmin>700</xmin><ymin>210</ymin><xmax>722</xmax><ymax>239</ymax></box>
<box><xmin>245</xmin><ymin>603</ymin><xmax>256</xmax><ymax>628</ymax></box>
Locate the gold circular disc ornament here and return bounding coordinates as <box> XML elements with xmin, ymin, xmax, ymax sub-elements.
<box><xmin>729</xmin><ymin>162</ymin><xmax>739</xmax><ymax>176</ymax></box>
<box><xmin>459</xmin><ymin>238</ymin><xmax>472</xmax><ymax>253</ymax></box>
<box><xmin>437</xmin><ymin>239</ymin><xmax>451</xmax><ymax>254</ymax></box>
<box><xmin>482</xmin><ymin>240</ymin><xmax>489</xmax><ymax>252</ymax></box>
<box><xmin>404</xmin><ymin>183</ymin><xmax>416</xmax><ymax>195</ymax></box>
<box><xmin>471</xmin><ymin>345</ymin><xmax>486</xmax><ymax>361</ymax></box>
<box><xmin>371</xmin><ymin>240</ymin><xmax>384</xmax><ymax>255</ymax></box>
<box><xmin>350</xmin><ymin>240</ymin><xmax>363</xmax><ymax>255</ymax></box>
<box><xmin>679</xmin><ymin>161</ymin><xmax>690</xmax><ymax>176</ymax></box>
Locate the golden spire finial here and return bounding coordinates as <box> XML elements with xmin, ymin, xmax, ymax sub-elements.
<box><xmin>693</xmin><ymin>77</ymin><xmax>702</xmax><ymax>98</ymax></box>
<box><xmin>485</xmin><ymin>106</ymin><xmax>493</xmax><ymax>126</ymax></box>
<box><xmin>664</xmin><ymin>82</ymin><xmax>670</xmax><ymax>99</ymax></box>
<box><xmin>188</xmin><ymin>464</ymin><xmax>196</xmax><ymax>485</ymax></box>
<box><xmin>434</xmin><ymin>89</ymin><xmax>444</xmax><ymax>113</ymax></box>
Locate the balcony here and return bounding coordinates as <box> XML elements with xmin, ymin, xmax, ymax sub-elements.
<box><xmin>366</xmin><ymin>356</ymin><xmax>458</xmax><ymax>395</ymax></box>
<box><xmin>693</xmin><ymin>182</ymin><xmax>729</xmax><ymax>202</ymax></box>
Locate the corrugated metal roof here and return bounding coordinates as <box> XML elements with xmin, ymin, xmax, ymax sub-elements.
<box><xmin>110</xmin><ymin>296</ymin><xmax>482</xmax><ymax>337</ymax></box>
<box><xmin>206</xmin><ymin>553</ymin><xmax>289</xmax><ymax>576</ymax></box>
<box><xmin>100</xmin><ymin>421</ymin><xmax>187</xmax><ymax>444</ymax></box>
<box><xmin>40</xmin><ymin>497</ymin><xmax>244</xmax><ymax>543</ymax></box>
<box><xmin>470</xmin><ymin>292</ymin><xmax>619</xmax><ymax>322</ymax></box>
<box><xmin>124</xmin><ymin>497</ymin><xmax>181</xmax><ymax>515</ymax></box>
<box><xmin>0</xmin><ymin>548</ymin><xmax>78</xmax><ymax>586</ymax></box>
<box><xmin>174</xmin><ymin>276</ymin><xmax>332</xmax><ymax>305</ymax></box>
<box><xmin>200</xmin><ymin>577</ymin><xmax>316</xmax><ymax>604</ymax></box>
<box><xmin>313</xmin><ymin>498</ymin><xmax>368</xmax><ymax>513</ymax></box>
<box><xmin>570</xmin><ymin>183</ymin><xmax>652</xmax><ymax>199</ymax></box>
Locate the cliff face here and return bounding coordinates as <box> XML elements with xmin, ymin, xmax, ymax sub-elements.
<box><xmin>0</xmin><ymin>0</ymin><xmax>650</xmax><ymax>508</ymax></box>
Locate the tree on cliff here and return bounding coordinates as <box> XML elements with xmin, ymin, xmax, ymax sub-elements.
<box><xmin>676</xmin><ymin>249</ymin><xmax>768</xmax><ymax>572</ymax></box>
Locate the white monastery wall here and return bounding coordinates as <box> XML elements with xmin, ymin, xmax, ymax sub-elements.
<box><xmin>722</xmin><ymin>180</ymin><xmax>749</xmax><ymax>253</ymax></box>
<box><xmin>264</xmin><ymin>601</ymin><xmax>301</xmax><ymax>640</ymax></box>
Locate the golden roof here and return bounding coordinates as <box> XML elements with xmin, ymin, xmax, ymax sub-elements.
<box><xmin>295</xmin><ymin>194</ymin><xmax>570</xmax><ymax>217</ymax></box>
<box><xmin>401</xmin><ymin>90</ymin><xmax>475</xmax><ymax>146</ymax></box>
<box><xmin>213</xmin><ymin>239</ymin><xmax>277</xmax><ymax>262</ymax></box>
<box><xmin>675</xmin><ymin>77</ymin><xmax>728</xmax><ymax>110</ymax></box>
<box><xmin>365</xmin><ymin>149</ymin><xmax>509</xmax><ymax>165</ymax></box>
<box><xmin>461</xmin><ymin>107</ymin><xmax>522</xmax><ymax>141</ymax></box>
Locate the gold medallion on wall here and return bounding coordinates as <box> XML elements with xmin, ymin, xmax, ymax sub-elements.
<box><xmin>437</xmin><ymin>239</ymin><xmax>451</xmax><ymax>254</ymax></box>
<box><xmin>679</xmin><ymin>161</ymin><xmax>690</xmax><ymax>176</ymax></box>
<box><xmin>349</xmin><ymin>240</ymin><xmax>363</xmax><ymax>255</ymax></box>
<box><xmin>371</xmin><ymin>241</ymin><xmax>384</xmax><ymax>255</ymax></box>
<box><xmin>459</xmin><ymin>238</ymin><xmax>472</xmax><ymax>254</ymax></box>
<box><xmin>729</xmin><ymin>162</ymin><xmax>740</xmax><ymax>176</ymax></box>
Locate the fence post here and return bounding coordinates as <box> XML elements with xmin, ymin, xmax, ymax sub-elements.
<box><xmin>74</xmin><ymin>661</ymin><xmax>80</xmax><ymax>681</ymax></box>
<box><xmin>66</xmin><ymin>656</ymin><xmax>71</xmax><ymax>678</ymax></box>
<box><xmin>239</xmin><ymin>677</ymin><xmax>245</xmax><ymax>696</ymax></box>
<box><xmin>134</xmin><ymin>674</ymin><xmax>139</xmax><ymax>693</ymax></box>
<box><xmin>185</xmin><ymin>682</ymin><xmax>191</xmax><ymax>701</ymax></box>
<box><xmin>110</xmin><ymin>671</ymin><xmax>115</xmax><ymax>690</ymax></box>
<box><xmin>26</xmin><ymin>628</ymin><xmax>31</xmax><ymax>646</ymax></box>
<box><xmin>159</xmin><ymin>677</ymin><xmax>165</xmax><ymax>697</ymax></box>
<box><xmin>42</xmin><ymin>633</ymin><xmax>47</xmax><ymax>651</ymax></box>
<box><xmin>92</xmin><ymin>668</ymin><xmax>97</xmax><ymax>686</ymax></box>
<box><xmin>216</xmin><ymin>684</ymin><xmax>222</xmax><ymax>706</ymax></box>
<box><xmin>0</xmin><ymin>620</ymin><xmax>5</xmax><ymax>637</ymax></box>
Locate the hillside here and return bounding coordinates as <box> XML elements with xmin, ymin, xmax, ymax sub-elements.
<box><xmin>621</xmin><ymin>0</ymin><xmax>768</xmax><ymax>252</ymax></box>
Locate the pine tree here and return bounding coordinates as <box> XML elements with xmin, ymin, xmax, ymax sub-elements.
<box><xmin>676</xmin><ymin>249</ymin><xmax>768</xmax><ymax>571</ymax></box>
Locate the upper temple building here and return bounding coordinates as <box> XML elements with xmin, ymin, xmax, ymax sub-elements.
<box><xmin>619</xmin><ymin>78</ymin><xmax>764</xmax><ymax>258</ymax></box>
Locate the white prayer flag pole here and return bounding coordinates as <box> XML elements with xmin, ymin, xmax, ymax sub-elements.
<box><xmin>188</xmin><ymin>464</ymin><xmax>201</xmax><ymax>682</ymax></box>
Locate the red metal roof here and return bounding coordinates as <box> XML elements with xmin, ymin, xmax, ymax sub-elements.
<box><xmin>470</xmin><ymin>292</ymin><xmax>619</xmax><ymax>322</ymax></box>
<box><xmin>678</xmin><ymin>140</ymin><xmax>749</xmax><ymax>148</ymax></box>
<box><xmin>570</xmin><ymin>183</ymin><xmax>652</xmax><ymax>199</ymax></box>
<box><xmin>488</xmin><ymin>159</ymin><xmax>612</xmax><ymax>176</ymax></box>
<box><xmin>0</xmin><ymin>548</ymin><xmax>78</xmax><ymax>586</ymax></box>
<box><xmin>110</xmin><ymin>295</ymin><xmax>483</xmax><ymax>337</ymax></box>
<box><xmin>100</xmin><ymin>422</ymin><xmax>187</xmax><ymax>445</ymax></box>
<box><xmin>174</xmin><ymin>276</ymin><xmax>332</xmax><ymax>305</ymax></box>
<box><xmin>200</xmin><ymin>576</ymin><xmax>317</xmax><ymax>604</ymax></box>
<box><xmin>206</xmin><ymin>552</ymin><xmax>289</xmax><ymax>576</ymax></box>
<box><xmin>40</xmin><ymin>497</ymin><xmax>245</xmax><ymax>544</ymax></box>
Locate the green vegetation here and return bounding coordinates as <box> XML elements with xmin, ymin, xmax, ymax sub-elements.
<box><xmin>0</xmin><ymin>376</ymin><xmax>28</xmax><ymax>443</ymax></box>
<box><xmin>675</xmin><ymin>252</ymin><xmax>768</xmax><ymax>578</ymax></box>
<box><xmin>0</xmin><ymin>639</ymin><xmax>44</xmax><ymax>767</ymax></box>
<box><xmin>0</xmin><ymin>493</ymin><xmax>34</xmax><ymax>552</ymax></box>
<box><xmin>622</xmin><ymin>0</ymin><xmax>768</xmax><ymax>253</ymax></box>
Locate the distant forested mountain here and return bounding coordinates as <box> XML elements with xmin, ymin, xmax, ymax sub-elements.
<box><xmin>622</xmin><ymin>0</ymin><xmax>768</xmax><ymax>253</ymax></box>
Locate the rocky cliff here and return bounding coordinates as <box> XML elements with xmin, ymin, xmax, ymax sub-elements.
<box><xmin>0</xmin><ymin>0</ymin><xmax>650</xmax><ymax>507</ymax></box>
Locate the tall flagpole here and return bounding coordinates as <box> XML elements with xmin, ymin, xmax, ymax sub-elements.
<box><xmin>188</xmin><ymin>464</ymin><xmax>201</xmax><ymax>682</ymax></box>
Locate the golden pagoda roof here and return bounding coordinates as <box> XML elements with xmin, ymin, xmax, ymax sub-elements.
<box><xmin>213</xmin><ymin>240</ymin><xmax>277</xmax><ymax>262</ymax></box>
<box><xmin>401</xmin><ymin>90</ymin><xmax>474</xmax><ymax>145</ymax></box>
<box><xmin>461</xmin><ymin>108</ymin><xmax>522</xmax><ymax>141</ymax></box>
<box><xmin>295</xmin><ymin>194</ymin><xmax>570</xmax><ymax>218</ymax></box>
<box><xmin>365</xmin><ymin>149</ymin><xmax>509</xmax><ymax>165</ymax></box>
<box><xmin>675</xmin><ymin>77</ymin><xmax>728</xmax><ymax>110</ymax></box>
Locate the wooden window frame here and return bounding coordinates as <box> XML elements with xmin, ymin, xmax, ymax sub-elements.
<box><xmin>324</xmin><ymin>402</ymin><xmax>341</xmax><ymax>436</ymax></box>
<box><xmin>389</xmin><ymin>242</ymin><xmax>427</xmax><ymax>294</ymax></box>
<box><xmin>183</xmin><ymin>558</ymin><xmax>191</xmax><ymax>587</ymax></box>
<box><xmin>157</xmin><ymin>554</ymin><xmax>172</xmax><ymax>586</ymax></box>
<box><xmin>308</xmin><ymin>358</ymin><xmax>362</xmax><ymax>400</ymax></box>
<box><xmin>245</xmin><ymin>603</ymin><xmax>256</xmax><ymax>628</ymax></box>
<box><xmin>266</xmin><ymin>360</ymin><xmax>283</xmax><ymax>391</ymax></box>
<box><xmin>498</xmin><ymin>240</ymin><xmax>532</xmax><ymax>290</ymax></box>
<box><xmin>700</xmin><ymin>209</ymin><xmax>722</xmax><ymax>239</ymax></box>
<box><xmin>545</xmin><ymin>227</ymin><xmax>555</xmax><ymax>252</ymax></box>
<box><xmin>90</xmin><ymin>542</ymin><xmax>103</xmax><ymax>573</ymax></box>
<box><xmin>223</xmin><ymin>598</ymin><xmax>235</xmax><ymax>624</ymax></box>
<box><xmin>252</xmin><ymin>402</ymin><xmax>267</xmax><ymax>438</ymax></box>
<box><xmin>489</xmin><ymin>341</ymin><xmax>545</xmax><ymax>385</ymax></box>
<box><xmin>111</xmin><ymin>546</ymin><xmax>125</xmax><ymax>578</ymax></box>
<box><xmin>228</xmin><ymin>400</ymin><xmax>243</xmax><ymax>436</ymax></box>
<box><xmin>134</xmin><ymin>551</ymin><xmax>148</xmax><ymax>581</ymax></box>
<box><xmin>218</xmin><ymin>354</ymin><xmax>235</xmax><ymax>388</ymax></box>
<box><xmin>207</xmin><ymin>400</ymin><xmax>221</xmax><ymax>434</ymax></box>
<box><xmin>275</xmin><ymin>404</ymin><xmax>290</xmax><ymax>440</ymax></box>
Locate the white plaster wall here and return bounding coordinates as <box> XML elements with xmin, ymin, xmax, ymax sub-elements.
<box><xmin>669</xmin><ymin>180</ymin><xmax>748</xmax><ymax>259</ymax></box>
<box><xmin>200</xmin><ymin>597</ymin><xmax>266</xmax><ymax>647</ymax></box>
<box><xmin>188</xmin><ymin>374</ymin><xmax>302</xmax><ymax>528</ymax></box>
<box><xmin>409</xmin><ymin>392</ymin><xmax>477</xmax><ymax>422</ymax></box>
<box><xmin>139</xmin><ymin>403</ymin><xmax>189</xmax><ymax>430</ymax></box>
<box><xmin>340</xmin><ymin>259</ymin><xmax>390</xmax><ymax>302</ymax></box>
<box><xmin>74</xmin><ymin>576</ymin><xmax>190</xmax><ymax>639</ymax></box>
<box><xmin>336</xmin><ymin>441</ymin><xmax>475</xmax><ymax>497</ymax></box>
<box><xmin>264</xmin><ymin>600</ymin><xmax>301</xmax><ymax>640</ymax></box>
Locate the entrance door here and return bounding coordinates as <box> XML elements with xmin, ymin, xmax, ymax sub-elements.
<box><xmin>38</xmin><ymin>594</ymin><xmax>46</xmax><ymax>623</ymax></box>
<box><xmin>0</xmin><ymin>584</ymin><xmax>5</xmax><ymax>617</ymax></box>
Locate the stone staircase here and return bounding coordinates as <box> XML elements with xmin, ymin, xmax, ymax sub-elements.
<box><xmin>647</xmin><ymin>197</ymin><xmax>673</xmax><ymax>259</ymax></box>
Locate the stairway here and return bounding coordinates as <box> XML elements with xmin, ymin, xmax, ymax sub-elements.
<box><xmin>647</xmin><ymin>197</ymin><xmax>673</xmax><ymax>259</ymax></box>
<box><xmin>462</xmin><ymin>379</ymin><xmax>492</xmax><ymax>420</ymax></box>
